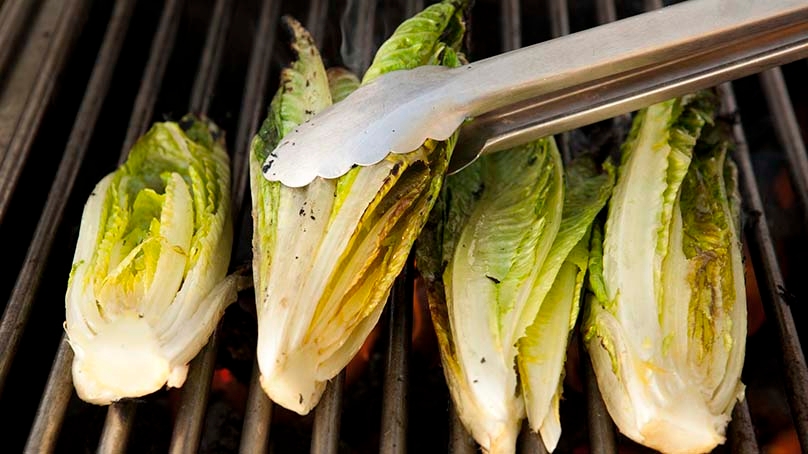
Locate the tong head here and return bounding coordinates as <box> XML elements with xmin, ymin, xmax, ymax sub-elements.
<box><xmin>262</xmin><ymin>65</ymin><xmax>466</xmax><ymax>188</ymax></box>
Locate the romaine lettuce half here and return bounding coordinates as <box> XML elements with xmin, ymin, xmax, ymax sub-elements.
<box><xmin>250</xmin><ymin>2</ymin><xmax>467</xmax><ymax>415</ymax></box>
<box><xmin>583</xmin><ymin>92</ymin><xmax>746</xmax><ymax>454</ymax></box>
<box><xmin>66</xmin><ymin>115</ymin><xmax>243</xmax><ymax>405</ymax></box>
<box><xmin>417</xmin><ymin>141</ymin><xmax>614</xmax><ymax>452</ymax></box>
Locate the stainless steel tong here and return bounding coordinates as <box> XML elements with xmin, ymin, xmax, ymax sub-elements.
<box><xmin>263</xmin><ymin>0</ymin><xmax>808</xmax><ymax>187</ymax></box>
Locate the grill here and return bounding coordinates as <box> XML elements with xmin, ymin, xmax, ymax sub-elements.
<box><xmin>0</xmin><ymin>0</ymin><xmax>806</xmax><ymax>452</ymax></box>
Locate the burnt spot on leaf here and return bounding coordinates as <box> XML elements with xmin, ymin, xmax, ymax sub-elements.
<box><xmin>472</xmin><ymin>183</ymin><xmax>485</xmax><ymax>199</ymax></box>
<box><xmin>178</xmin><ymin>116</ymin><xmax>195</xmax><ymax>131</ymax></box>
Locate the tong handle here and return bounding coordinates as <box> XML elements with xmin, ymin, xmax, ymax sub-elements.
<box><xmin>446</xmin><ymin>0</ymin><xmax>808</xmax><ymax>172</ymax></box>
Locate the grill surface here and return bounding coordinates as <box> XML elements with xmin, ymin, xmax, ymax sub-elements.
<box><xmin>0</xmin><ymin>0</ymin><xmax>806</xmax><ymax>453</ymax></box>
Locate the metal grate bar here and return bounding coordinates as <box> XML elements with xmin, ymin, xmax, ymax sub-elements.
<box><xmin>311</xmin><ymin>371</ymin><xmax>346</xmax><ymax>454</ymax></box>
<box><xmin>346</xmin><ymin>0</ymin><xmax>377</xmax><ymax>76</ymax></box>
<box><xmin>379</xmin><ymin>263</ymin><xmax>414</xmax><ymax>454</ymax></box>
<box><xmin>594</xmin><ymin>0</ymin><xmax>617</xmax><ymax>25</ymax></box>
<box><xmin>97</xmin><ymin>0</ymin><xmax>187</xmax><ymax>450</ymax></box>
<box><xmin>644</xmin><ymin>0</ymin><xmax>664</xmax><ymax>12</ymax></box>
<box><xmin>24</xmin><ymin>336</ymin><xmax>73</xmax><ymax>454</ymax></box>
<box><xmin>0</xmin><ymin>0</ymin><xmax>38</xmax><ymax>76</ymax></box>
<box><xmin>449</xmin><ymin>400</ymin><xmax>476</xmax><ymax>454</ymax></box>
<box><xmin>167</xmin><ymin>1</ymin><xmax>238</xmax><ymax>451</ymax></box>
<box><xmin>0</xmin><ymin>0</ymin><xmax>132</xmax><ymax>396</ymax></box>
<box><xmin>717</xmin><ymin>80</ymin><xmax>808</xmax><ymax>452</ymax></box>
<box><xmin>305</xmin><ymin>0</ymin><xmax>329</xmax><ymax>48</ymax></box>
<box><xmin>500</xmin><ymin>0</ymin><xmax>521</xmax><ymax>52</ymax></box>
<box><xmin>189</xmin><ymin>0</ymin><xmax>234</xmax><ymax>115</ymax></box>
<box><xmin>239</xmin><ymin>360</ymin><xmax>273</xmax><ymax>454</ymax></box>
<box><xmin>97</xmin><ymin>401</ymin><xmax>137</xmax><ymax>454</ymax></box>
<box><xmin>547</xmin><ymin>0</ymin><xmax>569</xmax><ymax>43</ymax></box>
<box><xmin>169</xmin><ymin>331</ymin><xmax>221</xmax><ymax>454</ymax></box>
<box><xmin>118</xmin><ymin>0</ymin><xmax>186</xmax><ymax>163</ymax></box>
<box><xmin>519</xmin><ymin>421</ymin><xmax>548</xmax><ymax>454</ymax></box>
<box><xmin>234</xmin><ymin>0</ymin><xmax>283</xmax><ymax>449</ymax></box>
<box><xmin>729</xmin><ymin>399</ymin><xmax>760</xmax><ymax>454</ymax></box>
<box><xmin>405</xmin><ymin>0</ymin><xmax>425</xmax><ymax>20</ymax></box>
<box><xmin>0</xmin><ymin>0</ymin><xmax>88</xmax><ymax>227</ymax></box>
<box><xmin>583</xmin><ymin>348</ymin><xmax>617</xmax><ymax>454</ymax></box>
<box><xmin>18</xmin><ymin>0</ymin><xmax>138</xmax><ymax>450</ymax></box>
<box><xmin>759</xmin><ymin>68</ymin><xmax>808</xmax><ymax>230</ymax></box>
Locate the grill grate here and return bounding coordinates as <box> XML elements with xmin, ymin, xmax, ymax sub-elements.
<box><xmin>0</xmin><ymin>0</ymin><xmax>806</xmax><ymax>453</ymax></box>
